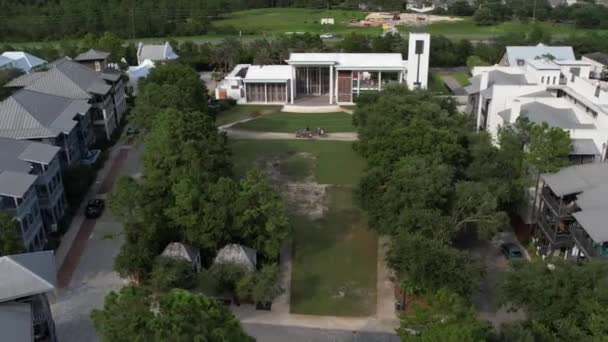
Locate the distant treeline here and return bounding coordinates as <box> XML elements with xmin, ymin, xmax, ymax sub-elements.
<box><xmin>0</xmin><ymin>0</ymin><xmax>407</xmax><ymax>42</ymax></box>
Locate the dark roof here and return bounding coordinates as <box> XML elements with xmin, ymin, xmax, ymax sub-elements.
<box><xmin>0</xmin><ymin>251</ymin><xmax>56</xmax><ymax>302</ymax></box>
<box><xmin>74</xmin><ymin>49</ymin><xmax>110</xmax><ymax>62</ymax></box>
<box><xmin>584</xmin><ymin>52</ymin><xmax>608</xmax><ymax>66</ymax></box>
<box><xmin>520</xmin><ymin>102</ymin><xmax>595</xmax><ymax>129</ymax></box>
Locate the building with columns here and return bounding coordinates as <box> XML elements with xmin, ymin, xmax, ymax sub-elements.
<box><xmin>216</xmin><ymin>33</ymin><xmax>431</xmax><ymax>105</ymax></box>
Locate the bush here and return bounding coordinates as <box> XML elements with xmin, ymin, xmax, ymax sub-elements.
<box><xmin>235</xmin><ymin>264</ymin><xmax>281</xmax><ymax>304</ymax></box>
<box><xmin>209</xmin><ymin>262</ymin><xmax>249</xmax><ymax>293</ymax></box>
<box><xmin>149</xmin><ymin>256</ymin><xmax>197</xmax><ymax>293</ymax></box>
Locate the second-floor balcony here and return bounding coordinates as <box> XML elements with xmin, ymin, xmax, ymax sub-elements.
<box><xmin>572</xmin><ymin>223</ymin><xmax>608</xmax><ymax>258</ymax></box>
<box><xmin>541</xmin><ymin>187</ymin><xmax>578</xmax><ymax>218</ymax></box>
<box><xmin>536</xmin><ymin>215</ymin><xmax>573</xmax><ymax>248</ymax></box>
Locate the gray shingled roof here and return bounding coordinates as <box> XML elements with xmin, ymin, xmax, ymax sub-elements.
<box><xmin>542</xmin><ymin>163</ymin><xmax>608</xmax><ymax>197</ymax></box>
<box><xmin>161</xmin><ymin>242</ymin><xmax>200</xmax><ymax>263</ymax></box>
<box><xmin>5</xmin><ymin>72</ymin><xmax>46</xmax><ymax>88</ymax></box>
<box><xmin>0</xmin><ymin>89</ymin><xmax>90</xmax><ymax>140</ymax></box>
<box><xmin>138</xmin><ymin>42</ymin><xmax>179</xmax><ymax>62</ymax></box>
<box><xmin>214</xmin><ymin>244</ymin><xmax>257</xmax><ymax>271</ymax></box>
<box><xmin>0</xmin><ymin>138</ymin><xmax>59</xmax><ymax>174</ymax></box>
<box><xmin>0</xmin><ymin>251</ymin><xmax>56</xmax><ymax>302</ymax></box>
<box><xmin>520</xmin><ymin>102</ymin><xmax>595</xmax><ymax>129</ymax></box>
<box><xmin>74</xmin><ymin>49</ymin><xmax>110</xmax><ymax>62</ymax></box>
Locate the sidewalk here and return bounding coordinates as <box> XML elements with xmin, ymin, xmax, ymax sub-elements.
<box><xmin>55</xmin><ymin>143</ymin><xmax>132</xmax><ymax>288</ymax></box>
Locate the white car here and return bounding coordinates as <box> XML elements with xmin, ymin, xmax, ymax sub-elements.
<box><xmin>320</xmin><ymin>33</ymin><xmax>334</xmax><ymax>39</ymax></box>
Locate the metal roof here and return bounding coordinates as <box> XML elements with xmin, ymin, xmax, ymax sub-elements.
<box><xmin>0</xmin><ymin>89</ymin><xmax>89</xmax><ymax>140</ymax></box>
<box><xmin>74</xmin><ymin>49</ymin><xmax>110</xmax><ymax>61</ymax></box>
<box><xmin>526</xmin><ymin>59</ymin><xmax>560</xmax><ymax>70</ymax></box>
<box><xmin>137</xmin><ymin>42</ymin><xmax>178</xmax><ymax>62</ymax></box>
<box><xmin>573</xmin><ymin>210</ymin><xmax>608</xmax><ymax>243</ymax></box>
<box><xmin>0</xmin><ymin>302</ymin><xmax>32</xmax><ymax>342</ymax></box>
<box><xmin>541</xmin><ymin>163</ymin><xmax>608</xmax><ymax>197</ymax></box>
<box><xmin>244</xmin><ymin>65</ymin><xmax>292</xmax><ymax>82</ymax></box>
<box><xmin>504</xmin><ymin>44</ymin><xmax>575</xmax><ymax>66</ymax></box>
<box><xmin>5</xmin><ymin>72</ymin><xmax>46</xmax><ymax>88</ymax></box>
<box><xmin>0</xmin><ymin>52</ymin><xmax>47</xmax><ymax>73</ymax></box>
<box><xmin>0</xmin><ymin>137</ymin><xmax>58</xmax><ymax>173</ymax></box>
<box><xmin>465</xmin><ymin>70</ymin><xmax>531</xmax><ymax>94</ymax></box>
<box><xmin>571</xmin><ymin>139</ymin><xmax>600</xmax><ymax>156</ymax></box>
<box><xmin>287</xmin><ymin>53</ymin><xmax>406</xmax><ymax>69</ymax></box>
<box><xmin>0</xmin><ymin>56</ymin><xmax>14</xmax><ymax>68</ymax></box>
<box><xmin>0</xmin><ymin>170</ymin><xmax>37</xmax><ymax>197</ymax></box>
<box><xmin>520</xmin><ymin>101</ymin><xmax>595</xmax><ymax>129</ymax></box>
<box><xmin>0</xmin><ymin>251</ymin><xmax>56</xmax><ymax>302</ymax></box>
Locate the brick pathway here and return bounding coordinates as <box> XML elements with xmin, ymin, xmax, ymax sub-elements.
<box><xmin>56</xmin><ymin>147</ymin><xmax>130</xmax><ymax>289</ymax></box>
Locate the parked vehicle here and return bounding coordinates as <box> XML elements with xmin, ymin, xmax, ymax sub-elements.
<box><xmin>320</xmin><ymin>33</ymin><xmax>334</xmax><ymax>39</ymax></box>
<box><xmin>85</xmin><ymin>198</ymin><xmax>105</xmax><ymax>219</ymax></box>
<box><xmin>500</xmin><ymin>242</ymin><xmax>524</xmax><ymax>260</ymax></box>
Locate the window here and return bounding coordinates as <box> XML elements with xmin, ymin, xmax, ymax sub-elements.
<box><xmin>517</xmin><ymin>59</ymin><xmax>525</xmax><ymax>66</ymax></box>
<box><xmin>596</xmin><ymin>86</ymin><xmax>601</xmax><ymax>98</ymax></box>
<box><xmin>95</xmin><ymin>61</ymin><xmax>101</xmax><ymax>72</ymax></box>
<box><xmin>359</xmin><ymin>71</ymin><xmax>379</xmax><ymax>90</ymax></box>
<box><xmin>541</xmin><ymin>76</ymin><xmax>544</xmax><ymax>83</ymax></box>
<box><xmin>553</xmin><ymin>76</ymin><xmax>556</xmax><ymax>84</ymax></box>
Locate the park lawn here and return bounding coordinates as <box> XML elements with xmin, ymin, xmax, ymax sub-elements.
<box><xmin>230</xmin><ymin>139</ymin><xmax>376</xmax><ymax>316</ymax></box>
<box><xmin>212</xmin><ymin>8</ymin><xmax>380</xmax><ymax>37</ymax></box>
<box><xmin>232</xmin><ymin>111</ymin><xmax>356</xmax><ymax>133</ymax></box>
<box><xmin>230</xmin><ymin>139</ymin><xmax>365</xmax><ymax>185</ymax></box>
<box><xmin>290</xmin><ymin>186</ymin><xmax>377</xmax><ymax>316</ymax></box>
<box><xmin>428</xmin><ymin>73</ymin><xmax>449</xmax><ymax>94</ymax></box>
<box><xmin>215</xmin><ymin>105</ymin><xmax>280</xmax><ymax>127</ymax></box>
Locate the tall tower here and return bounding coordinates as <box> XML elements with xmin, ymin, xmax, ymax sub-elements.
<box><xmin>406</xmin><ymin>33</ymin><xmax>431</xmax><ymax>90</ymax></box>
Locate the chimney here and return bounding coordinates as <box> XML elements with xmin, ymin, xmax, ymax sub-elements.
<box><xmin>511</xmin><ymin>99</ymin><xmax>522</xmax><ymax>122</ymax></box>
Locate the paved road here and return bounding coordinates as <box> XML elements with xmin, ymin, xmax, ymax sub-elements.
<box><xmin>50</xmin><ymin>143</ymin><xmax>143</xmax><ymax>342</ymax></box>
<box><xmin>243</xmin><ymin>323</ymin><xmax>399</xmax><ymax>342</ymax></box>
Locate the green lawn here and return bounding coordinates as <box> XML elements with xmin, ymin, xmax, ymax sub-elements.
<box><xmin>212</xmin><ymin>8</ymin><xmax>377</xmax><ymax>37</ymax></box>
<box><xmin>230</xmin><ymin>139</ymin><xmax>365</xmax><ymax>185</ymax></box>
<box><xmin>215</xmin><ymin>105</ymin><xmax>280</xmax><ymax>127</ymax></box>
<box><xmin>230</xmin><ymin>139</ymin><xmax>376</xmax><ymax>316</ymax></box>
<box><xmin>232</xmin><ymin>111</ymin><xmax>356</xmax><ymax>133</ymax></box>
<box><xmin>441</xmin><ymin>72</ymin><xmax>471</xmax><ymax>87</ymax></box>
<box><xmin>428</xmin><ymin>73</ymin><xmax>449</xmax><ymax>94</ymax></box>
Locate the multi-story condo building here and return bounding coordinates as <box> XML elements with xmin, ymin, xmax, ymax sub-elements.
<box><xmin>5</xmin><ymin>56</ymin><xmax>127</xmax><ymax>141</ymax></box>
<box><xmin>535</xmin><ymin>163</ymin><xmax>608</xmax><ymax>260</ymax></box>
<box><xmin>0</xmin><ymin>138</ymin><xmax>64</xmax><ymax>251</ymax></box>
<box><xmin>0</xmin><ymin>89</ymin><xmax>94</xmax><ymax>167</ymax></box>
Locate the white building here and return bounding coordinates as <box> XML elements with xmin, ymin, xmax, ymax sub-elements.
<box><xmin>0</xmin><ymin>52</ymin><xmax>46</xmax><ymax>73</ymax></box>
<box><xmin>216</xmin><ymin>33</ymin><xmax>431</xmax><ymax>105</ymax></box>
<box><xmin>467</xmin><ymin>45</ymin><xmax>608</xmax><ymax>163</ymax></box>
<box><xmin>582</xmin><ymin>52</ymin><xmax>608</xmax><ymax>80</ymax></box>
<box><xmin>136</xmin><ymin>42</ymin><xmax>178</xmax><ymax>66</ymax></box>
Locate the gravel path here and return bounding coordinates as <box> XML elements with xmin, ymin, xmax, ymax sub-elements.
<box><xmin>223</xmin><ymin>128</ymin><xmax>359</xmax><ymax>141</ymax></box>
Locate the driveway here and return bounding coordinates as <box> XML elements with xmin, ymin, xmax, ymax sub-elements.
<box><xmin>50</xmin><ymin>142</ymin><xmax>144</xmax><ymax>342</ymax></box>
<box><xmin>471</xmin><ymin>232</ymin><xmax>526</xmax><ymax>329</ymax></box>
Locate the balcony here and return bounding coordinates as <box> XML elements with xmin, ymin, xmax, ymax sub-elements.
<box><xmin>536</xmin><ymin>216</ymin><xmax>573</xmax><ymax>248</ymax></box>
<box><xmin>572</xmin><ymin>225</ymin><xmax>608</xmax><ymax>258</ymax></box>
<box><xmin>541</xmin><ymin>187</ymin><xmax>577</xmax><ymax>218</ymax></box>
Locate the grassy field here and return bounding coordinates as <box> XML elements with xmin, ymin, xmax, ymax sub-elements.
<box><xmin>230</xmin><ymin>139</ymin><xmax>376</xmax><ymax>316</ymax></box>
<box><xmin>215</xmin><ymin>105</ymin><xmax>280</xmax><ymax>127</ymax></box>
<box><xmin>230</xmin><ymin>139</ymin><xmax>365</xmax><ymax>185</ymax></box>
<box><xmin>232</xmin><ymin>111</ymin><xmax>356</xmax><ymax>132</ymax></box>
<box><xmin>212</xmin><ymin>8</ymin><xmax>376</xmax><ymax>37</ymax></box>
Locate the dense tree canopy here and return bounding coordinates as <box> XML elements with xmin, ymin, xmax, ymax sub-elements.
<box><xmin>92</xmin><ymin>287</ymin><xmax>253</xmax><ymax>342</ymax></box>
<box><xmin>0</xmin><ymin>211</ymin><xmax>23</xmax><ymax>256</ymax></box>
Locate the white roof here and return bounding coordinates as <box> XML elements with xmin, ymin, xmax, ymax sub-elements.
<box><xmin>214</xmin><ymin>244</ymin><xmax>257</xmax><ymax>271</ymax></box>
<box><xmin>526</xmin><ymin>59</ymin><xmax>559</xmax><ymax>70</ymax></box>
<box><xmin>1</xmin><ymin>52</ymin><xmax>47</xmax><ymax>73</ymax></box>
<box><xmin>505</xmin><ymin>43</ymin><xmax>575</xmax><ymax>66</ymax></box>
<box><xmin>137</xmin><ymin>42</ymin><xmax>178</xmax><ymax>63</ymax></box>
<box><xmin>127</xmin><ymin>59</ymin><xmax>155</xmax><ymax>79</ymax></box>
<box><xmin>0</xmin><ymin>251</ymin><xmax>56</xmax><ymax>302</ymax></box>
<box><xmin>244</xmin><ymin>65</ymin><xmax>292</xmax><ymax>82</ymax></box>
<box><xmin>287</xmin><ymin>53</ymin><xmax>406</xmax><ymax>69</ymax></box>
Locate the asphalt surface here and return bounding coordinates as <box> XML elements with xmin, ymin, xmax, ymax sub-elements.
<box><xmin>243</xmin><ymin>323</ymin><xmax>400</xmax><ymax>342</ymax></box>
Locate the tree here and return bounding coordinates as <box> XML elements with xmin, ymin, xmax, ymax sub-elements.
<box><xmin>114</xmin><ymin>232</ymin><xmax>158</xmax><ymax>283</ymax></box>
<box><xmin>449</xmin><ymin>0</ymin><xmax>475</xmax><ymax>16</ymax></box>
<box><xmin>237</xmin><ymin>264</ymin><xmax>282</xmax><ymax>304</ymax></box>
<box><xmin>388</xmin><ymin>233</ymin><xmax>483</xmax><ymax>297</ymax></box>
<box><xmin>150</xmin><ymin>289</ymin><xmax>254</xmax><ymax>342</ymax></box>
<box><xmin>148</xmin><ymin>256</ymin><xmax>197</xmax><ymax>293</ymax></box>
<box><xmin>234</xmin><ymin>170</ymin><xmax>290</xmax><ymax>260</ymax></box>
<box><xmin>91</xmin><ymin>286</ymin><xmax>154</xmax><ymax>342</ymax></box>
<box><xmin>108</xmin><ymin>176</ymin><xmax>143</xmax><ymax>224</ymax></box>
<box><xmin>209</xmin><ymin>262</ymin><xmax>250</xmax><ymax>294</ymax></box>
<box><xmin>501</xmin><ymin>260</ymin><xmax>608</xmax><ymax>340</ymax></box>
<box><xmin>399</xmin><ymin>288</ymin><xmax>492</xmax><ymax>341</ymax></box>
<box><xmin>338</xmin><ymin>33</ymin><xmax>371</xmax><ymax>52</ymax></box>
<box><xmin>526</xmin><ymin>121</ymin><xmax>572</xmax><ymax>175</ymax></box>
<box><xmin>466</xmin><ymin>55</ymin><xmax>490</xmax><ymax>68</ymax></box>
<box><xmin>473</xmin><ymin>7</ymin><xmax>497</xmax><ymax>26</ymax></box>
<box><xmin>0</xmin><ymin>211</ymin><xmax>22</xmax><ymax>256</ymax></box>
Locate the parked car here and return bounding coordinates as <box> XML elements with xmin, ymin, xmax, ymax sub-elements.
<box><xmin>320</xmin><ymin>33</ymin><xmax>334</xmax><ymax>39</ymax></box>
<box><xmin>85</xmin><ymin>198</ymin><xmax>105</xmax><ymax>219</ymax></box>
<box><xmin>500</xmin><ymin>242</ymin><xmax>524</xmax><ymax>260</ymax></box>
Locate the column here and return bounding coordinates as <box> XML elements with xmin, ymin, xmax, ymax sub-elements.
<box><xmin>264</xmin><ymin>83</ymin><xmax>268</xmax><ymax>103</ymax></box>
<box><xmin>399</xmin><ymin>71</ymin><xmax>403</xmax><ymax>84</ymax></box>
<box><xmin>329</xmin><ymin>65</ymin><xmax>334</xmax><ymax>104</ymax></box>
<box><xmin>290</xmin><ymin>77</ymin><xmax>295</xmax><ymax>104</ymax></box>
<box><xmin>285</xmin><ymin>81</ymin><xmax>288</xmax><ymax>103</ymax></box>
<box><xmin>378</xmin><ymin>71</ymin><xmax>382</xmax><ymax>91</ymax></box>
<box><xmin>306</xmin><ymin>67</ymin><xmax>310</xmax><ymax>94</ymax></box>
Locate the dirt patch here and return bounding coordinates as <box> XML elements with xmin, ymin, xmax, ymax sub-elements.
<box><xmin>358</xmin><ymin>12</ymin><xmax>462</xmax><ymax>26</ymax></box>
<box><xmin>258</xmin><ymin>152</ymin><xmax>329</xmax><ymax>220</ymax></box>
